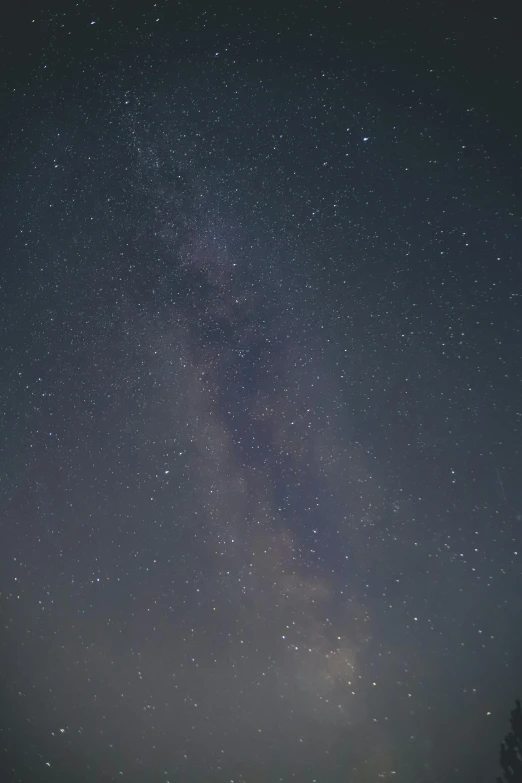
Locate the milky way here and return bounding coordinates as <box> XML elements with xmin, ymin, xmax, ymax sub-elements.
<box><xmin>1</xmin><ymin>5</ymin><xmax>521</xmax><ymax>783</ymax></box>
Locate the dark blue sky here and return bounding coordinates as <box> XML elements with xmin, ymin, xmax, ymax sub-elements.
<box><xmin>1</xmin><ymin>2</ymin><xmax>521</xmax><ymax>782</ymax></box>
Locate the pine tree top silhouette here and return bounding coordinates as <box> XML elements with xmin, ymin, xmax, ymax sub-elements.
<box><xmin>497</xmin><ymin>699</ymin><xmax>522</xmax><ymax>783</ymax></box>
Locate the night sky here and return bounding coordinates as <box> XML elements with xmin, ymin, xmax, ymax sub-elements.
<box><xmin>1</xmin><ymin>2</ymin><xmax>521</xmax><ymax>782</ymax></box>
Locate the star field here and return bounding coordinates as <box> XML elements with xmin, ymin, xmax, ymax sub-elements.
<box><xmin>0</xmin><ymin>2</ymin><xmax>521</xmax><ymax>782</ymax></box>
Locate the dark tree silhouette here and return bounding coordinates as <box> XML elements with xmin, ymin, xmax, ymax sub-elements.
<box><xmin>497</xmin><ymin>700</ymin><xmax>522</xmax><ymax>783</ymax></box>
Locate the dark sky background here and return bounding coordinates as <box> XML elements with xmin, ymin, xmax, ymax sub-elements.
<box><xmin>1</xmin><ymin>1</ymin><xmax>521</xmax><ymax>782</ymax></box>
